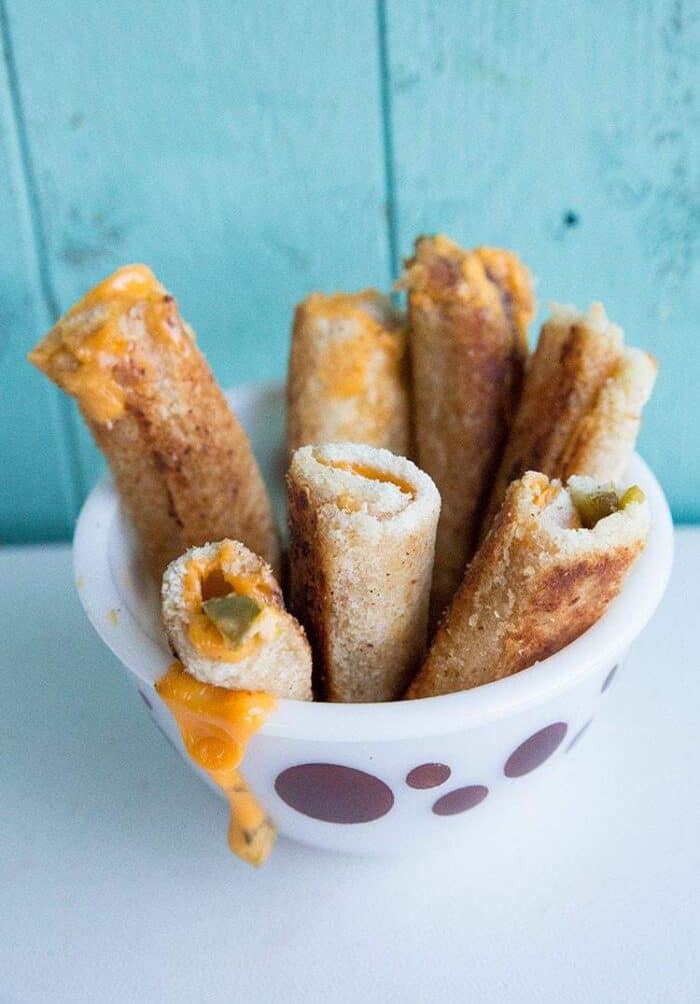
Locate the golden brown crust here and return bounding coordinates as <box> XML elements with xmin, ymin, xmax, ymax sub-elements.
<box><xmin>287</xmin><ymin>444</ymin><xmax>440</xmax><ymax>702</ymax></box>
<box><xmin>400</xmin><ymin>236</ymin><xmax>534</xmax><ymax>624</ymax></box>
<box><xmin>480</xmin><ymin>305</ymin><xmax>655</xmax><ymax>539</ymax></box>
<box><xmin>406</xmin><ymin>472</ymin><xmax>648</xmax><ymax>698</ymax></box>
<box><xmin>558</xmin><ymin>348</ymin><xmax>657</xmax><ymax>481</ymax></box>
<box><xmin>286</xmin><ymin>290</ymin><xmax>410</xmax><ymax>459</ymax></box>
<box><xmin>286</xmin><ymin>477</ymin><xmax>329</xmax><ymax>698</ymax></box>
<box><xmin>30</xmin><ymin>265</ymin><xmax>279</xmax><ymax>581</ymax></box>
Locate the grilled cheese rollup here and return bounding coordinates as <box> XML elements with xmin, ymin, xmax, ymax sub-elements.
<box><xmin>406</xmin><ymin>472</ymin><xmax>649</xmax><ymax>698</ymax></box>
<box><xmin>287</xmin><ymin>290</ymin><xmax>410</xmax><ymax>457</ymax></box>
<box><xmin>161</xmin><ymin>539</ymin><xmax>312</xmax><ymax>699</ymax></box>
<box><xmin>159</xmin><ymin>540</ymin><xmax>312</xmax><ymax>866</ymax></box>
<box><xmin>399</xmin><ymin>236</ymin><xmax>534</xmax><ymax>623</ymax></box>
<box><xmin>481</xmin><ymin>303</ymin><xmax>656</xmax><ymax>538</ymax></box>
<box><xmin>287</xmin><ymin>443</ymin><xmax>440</xmax><ymax>702</ymax></box>
<box><xmin>29</xmin><ymin>265</ymin><xmax>279</xmax><ymax>580</ymax></box>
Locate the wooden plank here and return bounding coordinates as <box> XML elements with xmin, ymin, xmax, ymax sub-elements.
<box><xmin>5</xmin><ymin>0</ymin><xmax>393</xmax><ymax>493</ymax></box>
<box><xmin>0</xmin><ymin>6</ymin><xmax>79</xmax><ymax>541</ymax></box>
<box><xmin>384</xmin><ymin>0</ymin><xmax>699</xmax><ymax>520</ymax></box>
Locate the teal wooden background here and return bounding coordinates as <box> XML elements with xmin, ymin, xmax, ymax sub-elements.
<box><xmin>1</xmin><ymin>0</ymin><xmax>697</xmax><ymax>542</ymax></box>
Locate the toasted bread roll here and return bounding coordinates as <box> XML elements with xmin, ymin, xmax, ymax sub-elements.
<box><xmin>406</xmin><ymin>472</ymin><xmax>649</xmax><ymax>698</ymax></box>
<box><xmin>28</xmin><ymin>265</ymin><xmax>279</xmax><ymax>580</ymax></box>
<box><xmin>481</xmin><ymin>303</ymin><xmax>657</xmax><ymax>537</ymax></box>
<box><xmin>161</xmin><ymin>539</ymin><xmax>312</xmax><ymax>699</ymax></box>
<box><xmin>399</xmin><ymin>236</ymin><xmax>534</xmax><ymax>623</ymax></box>
<box><xmin>559</xmin><ymin>347</ymin><xmax>657</xmax><ymax>479</ymax></box>
<box><xmin>287</xmin><ymin>443</ymin><xmax>440</xmax><ymax>702</ymax></box>
<box><xmin>287</xmin><ymin>290</ymin><xmax>410</xmax><ymax>458</ymax></box>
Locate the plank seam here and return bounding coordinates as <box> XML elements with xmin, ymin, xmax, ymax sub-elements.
<box><xmin>376</xmin><ymin>0</ymin><xmax>401</xmax><ymax>280</ymax></box>
<box><xmin>0</xmin><ymin>0</ymin><xmax>85</xmax><ymax>514</ymax></box>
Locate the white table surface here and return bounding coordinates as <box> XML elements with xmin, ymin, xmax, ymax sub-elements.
<box><xmin>1</xmin><ymin>530</ymin><xmax>698</xmax><ymax>1004</ymax></box>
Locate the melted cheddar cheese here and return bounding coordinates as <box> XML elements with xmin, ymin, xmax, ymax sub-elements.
<box><xmin>319</xmin><ymin>338</ymin><xmax>372</xmax><ymax>399</ymax></box>
<box><xmin>182</xmin><ymin>543</ymin><xmax>279</xmax><ymax>662</ymax></box>
<box><xmin>28</xmin><ymin>264</ymin><xmax>191</xmax><ymax>424</ymax></box>
<box><xmin>302</xmin><ymin>291</ymin><xmax>404</xmax><ymax>401</ymax></box>
<box><xmin>532</xmin><ymin>477</ymin><xmax>560</xmax><ymax>510</ymax></box>
<box><xmin>156</xmin><ymin>661</ymin><xmax>277</xmax><ymax>866</ymax></box>
<box><xmin>474</xmin><ymin>246</ymin><xmax>534</xmax><ymax>339</ymax></box>
<box><xmin>402</xmin><ymin>237</ymin><xmax>532</xmax><ymax>340</ymax></box>
<box><xmin>316</xmin><ymin>457</ymin><xmax>416</xmax><ymax>498</ymax></box>
<box><xmin>302</xmin><ymin>289</ymin><xmax>384</xmax><ymax>322</ymax></box>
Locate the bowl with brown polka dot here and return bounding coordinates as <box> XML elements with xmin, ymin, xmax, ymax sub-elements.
<box><xmin>74</xmin><ymin>383</ymin><xmax>673</xmax><ymax>856</ymax></box>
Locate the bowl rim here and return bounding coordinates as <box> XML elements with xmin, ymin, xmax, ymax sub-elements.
<box><xmin>73</xmin><ymin>382</ymin><xmax>674</xmax><ymax>742</ymax></box>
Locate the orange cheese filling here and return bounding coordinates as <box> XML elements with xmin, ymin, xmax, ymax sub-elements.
<box><xmin>28</xmin><ymin>264</ymin><xmax>191</xmax><ymax>424</ymax></box>
<box><xmin>316</xmin><ymin>457</ymin><xmax>416</xmax><ymax>499</ymax></box>
<box><xmin>182</xmin><ymin>543</ymin><xmax>277</xmax><ymax>662</ymax></box>
<box><xmin>302</xmin><ymin>292</ymin><xmax>404</xmax><ymax>401</ymax></box>
<box><xmin>399</xmin><ymin>235</ymin><xmax>467</xmax><ymax>307</ymax></box>
<box><xmin>303</xmin><ymin>289</ymin><xmax>376</xmax><ymax>317</ymax></box>
<box><xmin>474</xmin><ymin>247</ymin><xmax>534</xmax><ymax>339</ymax></box>
<box><xmin>319</xmin><ymin>338</ymin><xmax>372</xmax><ymax>399</ymax></box>
<box><xmin>403</xmin><ymin>238</ymin><xmax>532</xmax><ymax>337</ymax></box>
<box><xmin>156</xmin><ymin>661</ymin><xmax>276</xmax><ymax>866</ymax></box>
<box><xmin>533</xmin><ymin>479</ymin><xmax>561</xmax><ymax>510</ymax></box>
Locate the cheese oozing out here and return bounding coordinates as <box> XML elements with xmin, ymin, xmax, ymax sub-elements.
<box><xmin>182</xmin><ymin>542</ymin><xmax>280</xmax><ymax>663</ymax></box>
<box><xmin>28</xmin><ymin>264</ymin><xmax>192</xmax><ymax>423</ymax></box>
<box><xmin>302</xmin><ymin>291</ymin><xmax>405</xmax><ymax>400</ymax></box>
<box><xmin>160</xmin><ymin>542</ymin><xmax>291</xmax><ymax>864</ymax></box>
<box><xmin>156</xmin><ymin>661</ymin><xmax>277</xmax><ymax>866</ymax></box>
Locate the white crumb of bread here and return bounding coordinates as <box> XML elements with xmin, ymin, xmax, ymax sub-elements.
<box><xmin>533</xmin><ymin>473</ymin><xmax>651</xmax><ymax>559</ymax></box>
<box><xmin>291</xmin><ymin>442</ymin><xmax>440</xmax><ymax>526</ymax></box>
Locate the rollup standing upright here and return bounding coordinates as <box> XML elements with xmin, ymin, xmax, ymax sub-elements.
<box><xmin>407</xmin><ymin>472</ymin><xmax>649</xmax><ymax>698</ymax></box>
<box><xmin>287</xmin><ymin>290</ymin><xmax>410</xmax><ymax>457</ymax></box>
<box><xmin>159</xmin><ymin>539</ymin><xmax>313</xmax><ymax>865</ymax></box>
<box><xmin>287</xmin><ymin>443</ymin><xmax>440</xmax><ymax>702</ymax></box>
<box><xmin>480</xmin><ymin>302</ymin><xmax>657</xmax><ymax>537</ymax></box>
<box><xmin>29</xmin><ymin>265</ymin><xmax>279</xmax><ymax>580</ymax></box>
<box><xmin>399</xmin><ymin>236</ymin><xmax>534</xmax><ymax>623</ymax></box>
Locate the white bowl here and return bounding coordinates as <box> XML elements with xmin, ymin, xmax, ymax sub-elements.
<box><xmin>74</xmin><ymin>382</ymin><xmax>674</xmax><ymax>856</ymax></box>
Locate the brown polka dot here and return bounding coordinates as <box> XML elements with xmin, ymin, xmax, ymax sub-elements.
<box><xmin>504</xmin><ymin>723</ymin><xmax>568</xmax><ymax>778</ymax></box>
<box><xmin>432</xmin><ymin>785</ymin><xmax>488</xmax><ymax>816</ymax></box>
<box><xmin>602</xmin><ymin>664</ymin><xmax>619</xmax><ymax>692</ymax></box>
<box><xmin>406</xmin><ymin>763</ymin><xmax>451</xmax><ymax>789</ymax></box>
<box><xmin>138</xmin><ymin>689</ymin><xmax>153</xmax><ymax>711</ymax></box>
<box><xmin>567</xmin><ymin>720</ymin><xmax>593</xmax><ymax>753</ymax></box>
<box><xmin>275</xmin><ymin>764</ymin><xmax>394</xmax><ymax>823</ymax></box>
